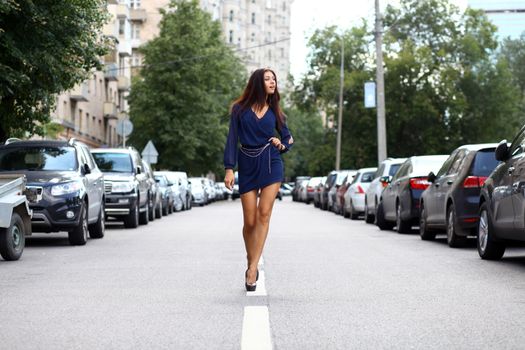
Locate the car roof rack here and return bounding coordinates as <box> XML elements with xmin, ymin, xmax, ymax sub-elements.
<box><xmin>4</xmin><ymin>138</ymin><xmax>22</xmax><ymax>145</ymax></box>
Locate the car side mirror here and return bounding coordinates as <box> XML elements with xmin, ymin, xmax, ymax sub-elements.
<box><xmin>136</xmin><ymin>166</ymin><xmax>142</xmax><ymax>174</ymax></box>
<box><xmin>83</xmin><ymin>164</ymin><xmax>91</xmax><ymax>175</ymax></box>
<box><xmin>155</xmin><ymin>178</ymin><xmax>160</xmax><ymax>183</ymax></box>
<box><xmin>495</xmin><ymin>139</ymin><xmax>509</xmax><ymax>161</ymax></box>
<box><xmin>380</xmin><ymin>175</ymin><xmax>391</xmax><ymax>184</ymax></box>
<box><xmin>428</xmin><ymin>172</ymin><xmax>436</xmax><ymax>183</ymax></box>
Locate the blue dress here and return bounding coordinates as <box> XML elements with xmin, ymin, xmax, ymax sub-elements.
<box><xmin>224</xmin><ymin>104</ymin><xmax>293</xmax><ymax>194</ymax></box>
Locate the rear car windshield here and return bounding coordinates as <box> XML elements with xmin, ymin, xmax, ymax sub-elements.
<box><xmin>361</xmin><ymin>171</ymin><xmax>376</xmax><ymax>183</ymax></box>
<box><xmin>388</xmin><ymin>164</ymin><xmax>401</xmax><ymax>176</ymax></box>
<box><xmin>471</xmin><ymin>150</ymin><xmax>499</xmax><ymax>177</ymax></box>
<box><xmin>92</xmin><ymin>153</ymin><xmax>132</xmax><ymax>173</ymax></box>
<box><xmin>0</xmin><ymin>146</ymin><xmax>77</xmax><ymax>171</ymax></box>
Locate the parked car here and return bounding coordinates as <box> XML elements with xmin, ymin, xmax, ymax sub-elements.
<box><xmin>292</xmin><ymin>176</ymin><xmax>310</xmax><ymax>201</ymax></box>
<box><xmin>333</xmin><ymin>175</ymin><xmax>351</xmax><ymax>215</ymax></box>
<box><xmin>142</xmin><ymin>160</ymin><xmax>162</xmax><ymax>220</ymax></box>
<box><xmin>280</xmin><ymin>183</ymin><xmax>293</xmax><ymax>196</ymax></box>
<box><xmin>375</xmin><ymin>155</ymin><xmax>448</xmax><ymax>233</ymax></box>
<box><xmin>313</xmin><ymin>176</ymin><xmax>327</xmax><ymax>208</ymax></box>
<box><xmin>189</xmin><ymin>177</ymin><xmax>208</xmax><ymax>205</ymax></box>
<box><xmin>320</xmin><ymin>171</ymin><xmax>338</xmax><ymax>210</ymax></box>
<box><xmin>297</xmin><ymin>179</ymin><xmax>309</xmax><ymax>202</ymax></box>
<box><xmin>364</xmin><ymin>158</ymin><xmax>405</xmax><ymax>224</ymax></box>
<box><xmin>328</xmin><ymin>170</ymin><xmax>356</xmax><ymax>212</ymax></box>
<box><xmin>305</xmin><ymin>177</ymin><xmax>323</xmax><ymax>204</ymax></box>
<box><xmin>91</xmin><ymin>147</ymin><xmax>151</xmax><ymax>228</ymax></box>
<box><xmin>477</xmin><ymin>132</ymin><xmax>525</xmax><ymax>259</ymax></box>
<box><xmin>0</xmin><ymin>139</ymin><xmax>105</xmax><ymax>245</ymax></box>
<box><xmin>155</xmin><ymin>171</ymin><xmax>186</xmax><ymax>211</ymax></box>
<box><xmin>154</xmin><ymin>173</ymin><xmax>174</xmax><ymax>215</ymax></box>
<box><xmin>343</xmin><ymin>167</ymin><xmax>377</xmax><ymax>219</ymax></box>
<box><xmin>419</xmin><ymin>144</ymin><xmax>499</xmax><ymax>247</ymax></box>
<box><xmin>217</xmin><ymin>182</ymin><xmax>232</xmax><ymax>200</ymax></box>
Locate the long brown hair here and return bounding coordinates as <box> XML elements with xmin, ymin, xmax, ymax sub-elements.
<box><xmin>231</xmin><ymin>68</ymin><xmax>285</xmax><ymax>130</ymax></box>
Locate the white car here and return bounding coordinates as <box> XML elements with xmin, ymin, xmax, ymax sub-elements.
<box><xmin>155</xmin><ymin>171</ymin><xmax>190</xmax><ymax>211</ymax></box>
<box><xmin>364</xmin><ymin>158</ymin><xmax>406</xmax><ymax>224</ymax></box>
<box><xmin>189</xmin><ymin>177</ymin><xmax>208</xmax><ymax>205</ymax></box>
<box><xmin>343</xmin><ymin>167</ymin><xmax>377</xmax><ymax>219</ymax></box>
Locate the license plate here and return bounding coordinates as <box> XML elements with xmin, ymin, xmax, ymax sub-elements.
<box><xmin>119</xmin><ymin>198</ymin><xmax>129</xmax><ymax>204</ymax></box>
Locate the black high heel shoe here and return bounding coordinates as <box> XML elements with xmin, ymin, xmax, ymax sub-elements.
<box><xmin>245</xmin><ymin>269</ymin><xmax>257</xmax><ymax>292</ymax></box>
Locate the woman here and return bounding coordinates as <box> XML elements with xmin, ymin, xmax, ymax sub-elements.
<box><xmin>224</xmin><ymin>68</ymin><xmax>294</xmax><ymax>292</ymax></box>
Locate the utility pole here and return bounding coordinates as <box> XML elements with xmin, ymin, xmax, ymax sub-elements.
<box><xmin>375</xmin><ymin>0</ymin><xmax>387</xmax><ymax>163</ymax></box>
<box><xmin>335</xmin><ymin>37</ymin><xmax>344</xmax><ymax>171</ymax></box>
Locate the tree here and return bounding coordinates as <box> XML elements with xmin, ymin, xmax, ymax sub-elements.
<box><xmin>128</xmin><ymin>0</ymin><xmax>245</xmax><ymax>175</ymax></box>
<box><xmin>0</xmin><ymin>0</ymin><xmax>109</xmax><ymax>141</ymax></box>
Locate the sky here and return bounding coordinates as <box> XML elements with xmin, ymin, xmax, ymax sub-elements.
<box><xmin>289</xmin><ymin>0</ymin><xmax>468</xmax><ymax>79</ymax></box>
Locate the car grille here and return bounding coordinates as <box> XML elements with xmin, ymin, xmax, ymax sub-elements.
<box><xmin>24</xmin><ymin>186</ymin><xmax>43</xmax><ymax>203</ymax></box>
<box><xmin>104</xmin><ymin>182</ymin><xmax>112</xmax><ymax>194</ymax></box>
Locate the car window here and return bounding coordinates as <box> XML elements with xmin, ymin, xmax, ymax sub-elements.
<box><xmin>361</xmin><ymin>171</ymin><xmax>375</xmax><ymax>183</ymax></box>
<box><xmin>392</xmin><ymin>162</ymin><xmax>408</xmax><ymax>181</ymax></box>
<box><xmin>471</xmin><ymin>150</ymin><xmax>499</xmax><ymax>177</ymax></box>
<box><xmin>436</xmin><ymin>152</ymin><xmax>457</xmax><ymax>177</ymax></box>
<box><xmin>510</xmin><ymin>128</ymin><xmax>525</xmax><ymax>157</ymax></box>
<box><xmin>388</xmin><ymin>163</ymin><xmax>401</xmax><ymax>177</ymax></box>
<box><xmin>447</xmin><ymin>150</ymin><xmax>466</xmax><ymax>175</ymax></box>
<box><xmin>92</xmin><ymin>153</ymin><xmax>133</xmax><ymax>173</ymax></box>
<box><xmin>376</xmin><ymin>164</ymin><xmax>385</xmax><ymax>178</ymax></box>
<box><xmin>0</xmin><ymin>146</ymin><xmax>78</xmax><ymax>171</ymax></box>
<box><xmin>351</xmin><ymin>173</ymin><xmax>360</xmax><ymax>185</ymax></box>
<box><xmin>80</xmin><ymin>146</ymin><xmax>96</xmax><ymax>170</ymax></box>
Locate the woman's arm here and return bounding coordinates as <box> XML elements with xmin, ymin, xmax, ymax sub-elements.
<box><xmin>223</xmin><ymin>107</ymin><xmax>239</xmax><ymax>169</ymax></box>
<box><xmin>277</xmin><ymin>122</ymin><xmax>294</xmax><ymax>153</ymax></box>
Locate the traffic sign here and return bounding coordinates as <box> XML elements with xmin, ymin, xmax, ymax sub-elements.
<box><xmin>364</xmin><ymin>82</ymin><xmax>376</xmax><ymax>108</ymax></box>
<box><xmin>116</xmin><ymin>119</ymin><xmax>133</xmax><ymax>137</ymax></box>
<box><xmin>142</xmin><ymin>140</ymin><xmax>158</xmax><ymax>164</ymax></box>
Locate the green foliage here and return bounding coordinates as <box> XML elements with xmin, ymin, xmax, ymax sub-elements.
<box><xmin>292</xmin><ymin>0</ymin><xmax>523</xmax><ymax>178</ymax></box>
<box><xmin>0</xmin><ymin>0</ymin><xmax>109</xmax><ymax>141</ymax></box>
<box><xmin>128</xmin><ymin>0</ymin><xmax>245</xmax><ymax>175</ymax></box>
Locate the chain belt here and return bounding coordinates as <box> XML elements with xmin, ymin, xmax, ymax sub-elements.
<box><xmin>239</xmin><ymin>143</ymin><xmax>272</xmax><ymax>174</ymax></box>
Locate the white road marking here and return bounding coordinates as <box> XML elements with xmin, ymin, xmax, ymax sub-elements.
<box><xmin>241</xmin><ymin>306</ymin><xmax>273</xmax><ymax>350</ymax></box>
<box><xmin>247</xmin><ymin>270</ymin><xmax>267</xmax><ymax>296</ymax></box>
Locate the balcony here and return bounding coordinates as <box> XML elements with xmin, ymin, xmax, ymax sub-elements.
<box><xmin>105</xmin><ymin>63</ymin><xmax>118</xmax><ymax>81</ymax></box>
<box><xmin>130</xmin><ymin>8</ymin><xmax>147</xmax><ymax>22</ymax></box>
<box><xmin>116</xmin><ymin>4</ymin><xmax>130</xmax><ymax>19</ymax></box>
<box><xmin>118</xmin><ymin>40</ymin><xmax>132</xmax><ymax>57</ymax></box>
<box><xmin>103</xmin><ymin>102</ymin><xmax>118</xmax><ymax>119</ymax></box>
<box><xmin>131</xmin><ymin>38</ymin><xmax>141</xmax><ymax>49</ymax></box>
<box><xmin>117</xmin><ymin>75</ymin><xmax>130</xmax><ymax>91</ymax></box>
<box><xmin>69</xmin><ymin>83</ymin><xmax>89</xmax><ymax>102</ymax></box>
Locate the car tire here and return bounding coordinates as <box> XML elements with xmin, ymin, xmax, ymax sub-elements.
<box><xmin>447</xmin><ymin>204</ymin><xmax>467</xmax><ymax>248</ymax></box>
<box><xmin>124</xmin><ymin>204</ymin><xmax>139</xmax><ymax>229</ymax></box>
<box><xmin>148</xmin><ymin>197</ymin><xmax>155</xmax><ymax>222</ymax></box>
<box><xmin>396</xmin><ymin>202</ymin><xmax>411</xmax><ymax>233</ymax></box>
<box><xmin>364</xmin><ymin>203</ymin><xmax>374</xmax><ymax>224</ymax></box>
<box><xmin>68</xmin><ymin>204</ymin><xmax>88</xmax><ymax>246</ymax></box>
<box><xmin>477</xmin><ymin>202</ymin><xmax>505</xmax><ymax>260</ymax></box>
<box><xmin>349</xmin><ymin>201</ymin><xmax>359</xmax><ymax>220</ymax></box>
<box><xmin>88</xmin><ymin>202</ymin><xmax>105</xmax><ymax>239</ymax></box>
<box><xmin>162</xmin><ymin>201</ymin><xmax>169</xmax><ymax>216</ymax></box>
<box><xmin>139</xmin><ymin>200</ymin><xmax>149</xmax><ymax>225</ymax></box>
<box><xmin>376</xmin><ymin>201</ymin><xmax>394</xmax><ymax>230</ymax></box>
<box><xmin>342</xmin><ymin>206</ymin><xmax>349</xmax><ymax>218</ymax></box>
<box><xmin>156</xmin><ymin>200</ymin><xmax>163</xmax><ymax>219</ymax></box>
<box><xmin>0</xmin><ymin>212</ymin><xmax>26</xmax><ymax>261</ymax></box>
<box><xmin>419</xmin><ymin>205</ymin><xmax>435</xmax><ymax>241</ymax></box>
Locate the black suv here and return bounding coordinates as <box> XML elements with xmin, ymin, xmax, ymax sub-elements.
<box><xmin>91</xmin><ymin>148</ymin><xmax>151</xmax><ymax>228</ymax></box>
<box><xmin>0</xmin><ymin>139</ymin><xmax>105</xmax><ymax>245</ymax></box>
<box><xmin>478</xmin><ymin>130</ymin><xmax>525</xmax><ymax>260</ymax></box>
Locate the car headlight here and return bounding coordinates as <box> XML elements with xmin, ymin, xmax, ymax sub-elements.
<box><xmin>111</xmin><ymin>181</ymin><xmax>135</xmax><ymax>193</ymax></box>
<box><xmin>51</xmin><ymin>181</ymin><xmax>83</xmax><ymax>196</ymax></box>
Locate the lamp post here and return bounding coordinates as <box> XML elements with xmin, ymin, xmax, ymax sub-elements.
<box><xmin>335</xmin><ymin>36</ymin><xmax>344</xmax><ymax>171</ymax></box>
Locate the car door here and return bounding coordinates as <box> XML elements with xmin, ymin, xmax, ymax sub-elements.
<box><xmin>79</xmin><ymin>146</ymin><xmax>101</xmax><ymax>222</ymax></box>
<box><xmin>426</xmin><ymin>151</ymin><xmax>457</xmax><ymax>224</ymax></box>
<box><xmin>134</xmin><ymin>153</ymin><xmax>148</xmax><ymax>207</ymax></box>
<box><xmin>383</xmin><ymin>161</ymin><xmax>408</xmax><ymax>220</ymax></box>
<box><xmin>510</xmin><ymin>131</ymin><xmax>525</xmax><ymax>239</ymax></box>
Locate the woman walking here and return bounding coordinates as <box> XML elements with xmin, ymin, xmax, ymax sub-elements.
<box><xmin>224</xmin><ymin>68</ymin><xmax>294</xmax><ymax>292</ymax></box>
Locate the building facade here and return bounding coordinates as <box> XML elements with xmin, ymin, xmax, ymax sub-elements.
<box><xmin>468</xmin><ymin>0</ymin><xmax>525</xmax><ymax>40</ymax></box>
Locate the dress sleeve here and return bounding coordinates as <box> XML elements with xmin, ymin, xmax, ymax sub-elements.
<box><xmin>223</xmin><ymin>106</ymin><xmax>239</xmax><ymax>169</ymax></box>
<box><xmin>278</xmin><ymin>121</ymin><xmax>293</xmax><ymax>154</ymax></box>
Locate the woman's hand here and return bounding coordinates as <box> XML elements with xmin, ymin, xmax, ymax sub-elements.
<box><xmin>269</xmin><ymin>137</ymin><xmax>285</xmax><ymax>151</ymax></box>
<box><xmin>224</xmin><ymin>169</ymin><xmax>235</xmax><ymax>190</ymax></box>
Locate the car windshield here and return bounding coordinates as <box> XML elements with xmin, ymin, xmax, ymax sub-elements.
<box><xmin>389</xmin><ymin>164</ymin><xmax>402</xmax><ymax>176</ymax></box>
<box><xmin>471</xmin><ymin>150</ymin><xmax>499</xmax><ymax>177</ymax></box>
<box><xmin>0</xmin><ymin>146</ymin><xmax>77</xmax><ymax>171</ymax></box>
<box><xmin>92</xmin><ymin>153</ymin><xmax>132</xmax><ymax>173</ymax></box>
<box><xmin>189</xmin><ymin>178</ymin><xmax>204</xmax><ymax>190</ymax></box>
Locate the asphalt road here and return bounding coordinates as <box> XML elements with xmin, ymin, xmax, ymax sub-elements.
<box><xmin>1</xmin><ymin>196</ymin><xmax>525</xmax><ymax>349</ymax></box>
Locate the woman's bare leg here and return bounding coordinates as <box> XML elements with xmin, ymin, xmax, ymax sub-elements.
<box><xmin>246</xmin><ymin>182</ymin><xmax>281</xmax><ymax>284</ymax></box>
<box><xmin>240</xmin><ymin>190</ymin><xmax>258</xmax><ymax>276</ymax></box>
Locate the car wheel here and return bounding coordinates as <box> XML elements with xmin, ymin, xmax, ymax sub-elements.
<box><xmin>364</xmin><ymin>202</ymin><xmax>374</xmax><ymax>224</ymax></box>
<box><xmin>162</xmin><ymin>201</ymin><xmax>168</xmax><ymax>216</ymax></box>
<box><xmin>124</xmin><ymin>204</ymin><xmax>139</xmax><ymax>228</ymax></box>
<box><xmin>349</xmin><ymin>201</ymin><xmax>359</xmax><ymax>220</ymax></box>
<box><xmin>68</xmin><ymin>204</ymin><xmax>88</xmax><ymax>246</ymax></box>
<box><xmin>376</xmin><ymin>201</ymin><xmax>394</xmax><ymax>230</ymax></box>
<box><xmin>396</xmin><ymin>202</ymin><xmax>411</xmax><ymax>233</ymax></box>
<box><xmin>342</xmin><ymin>205</ymin><xmax>349</xmax><ymax>218</ymax></box>
<box><xmin>148</xmin><ymin>198</ymin><xmax>155</xmax><ymax>221</ymax></box>
<box><xmin>88</xmin><ymin>202</ymin><xmax>105</xmax><ymax>239</ymax></box>
<box><xmin>419</xmin><ymin>205</ymin><xmax>435</xmax><ymax>241</ymax></box>
<box><xmin>447</xmin><ymin>204</ymin><xmax>467</xmax><ymax>248</ymax></box>
<box><xmin>477</xmin><ymin>202</ymin><xmax>505</xmax><ymax>260</ymax></box>
<box><xmin>139</xmin><ymin>200</ymin><xmax>149</xmax><ymax>225</ymax></box>
<box><xmin>0</xmin><ymin>212</ymin><xmax>26</xmax><ymax>261</ymax></box>
<box><xmin>156</xmin><ymin>200</ymin><xmax>163</xmax><ymax>219</ymax></box>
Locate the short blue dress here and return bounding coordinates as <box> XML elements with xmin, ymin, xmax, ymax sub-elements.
<box><xmin>224</xmin><ymin>104</ymin><xmax>293</xmax><ymax>194</ymax></box>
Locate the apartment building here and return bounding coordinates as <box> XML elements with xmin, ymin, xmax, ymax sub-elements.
<box><xmin>468</xmin><ymin>0</ymin><xmax>525</xmax><ymax>40</ymax></box>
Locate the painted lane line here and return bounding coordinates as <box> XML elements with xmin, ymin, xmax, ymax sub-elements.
<box><xmin>247</xmin><ymin>270</ymin><xmax>267</xmax><ymax>296</ymax></box>
<box><xmin>241</xmin><ymin>306</ymin><xmax>273</xmax><ymax>350</ymax></box>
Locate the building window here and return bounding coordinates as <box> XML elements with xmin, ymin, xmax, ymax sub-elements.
<box><xmin>280</xmin><ymin>48</ymin><xmax>284</xmax><ymax>58</ymax></box>
<box><xmin>251</xmin><ymin>33</ymin><xmax>255</xmax><ymax>42</ymax></box>
<box><xmin>251</xmin><ymin>13</ymin><xmax>255</xmax><ymax>24</ymax></box>
<box><xmin>119</xmin><ymin>19</ymin><xmax>125</xmax><ymax>36</ymax></box>
<box><xmin>268</xmin><ymin>49</ymin><xmax>272</xmax><ymax>60</ymax></box>
<box><xmin>282</xmin><ymin>16</ymin><xmax>286</xmax><ymax>25</ymax></box>
<box><xmin>252</xmin><ymin>0</ymin><xmax>256</xmax><ymax>3</ymax></box>
<box><xmin>267</xmin><ymin>32</ymin><xmax>271</xmax><ymax>42</ymax></box>
<box><xmin>282</xmin><ymin>1</ymin><xmax>286</xmax><ymax>11</ymax></box>
<box><xmin>229</xmin><ymin>10</ymin><xmax>234</xmax><ymax>22</ymax></box>
<box><xmin>229</xmin><ymin>30</ymin><xmax>234</xmax><ymax>44</ymax></box>
<box><xmin>130</xmin><ymin>0</ymin><xmax>141</xmax><ymax>9</ymax></box>
<box><xmin>237</xmin><ymin>37</ymin><xmax>241</xmax><ymax>47</ymax></box>
<box><xmin>131</xmin><ymin>23</ymin><xmax>140</xmax><ymax>39</ymax></box>
<box><xmin>267</xmin><ymin>15</ymin><xmax>271</xmax><ymax>24</ymax></box>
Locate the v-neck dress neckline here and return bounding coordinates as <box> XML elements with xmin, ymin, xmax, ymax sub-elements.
<box><xmin>251</xmin><ymin>107</ymin><xmax>269</xmax><ymax>120</ymax></box>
